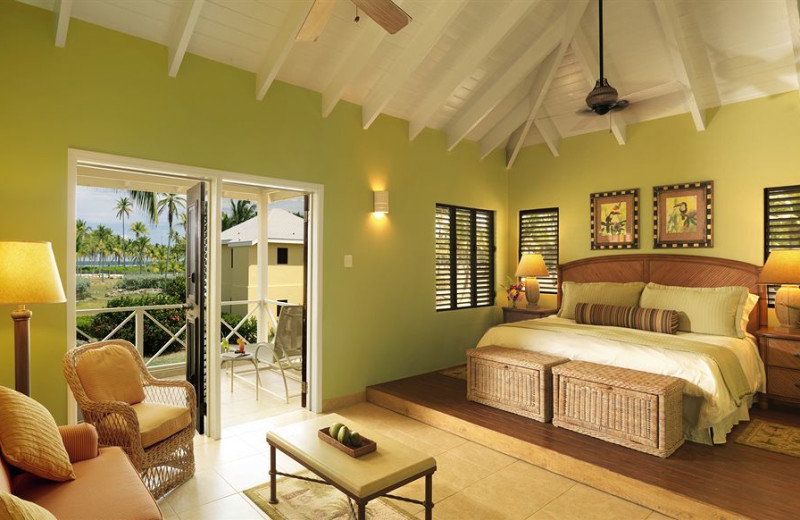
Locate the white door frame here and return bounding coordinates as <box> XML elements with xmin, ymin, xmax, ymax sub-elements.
<box><xmin>66</xmin><ymin>149</ymin><xmax>324</xmax><ymax>439</ymax></box>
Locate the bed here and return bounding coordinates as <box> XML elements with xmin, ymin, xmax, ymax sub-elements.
<box><xmin>477</xmin><ymin>254</ymin><xmax>767</xmax><ymax>445</ymax></box>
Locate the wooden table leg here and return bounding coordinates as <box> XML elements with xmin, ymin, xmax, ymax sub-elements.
<box><xmin>424</xmin><ymin>473</ymin><xmax>433</xmax><ymax>520</ymax></box>
<box><xmin>357</xmin><ymin>500</ymin><xmax>366</xmax><ymax>520</ymax></box>
<box><xmin>269</xmin><ymin>445</ymin><xmax>278</xmax><ymax>504</ymax></box>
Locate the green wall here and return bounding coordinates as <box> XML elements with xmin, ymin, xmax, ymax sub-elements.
<box><xmin>0</xmin><ymin>1</ymin><xmax>508</xmax><ymax>423</ymax></box>
<box><xmin>511</xmin><ymin>94</ymin><xmax>800</xmax><ymax>309</ymax></box>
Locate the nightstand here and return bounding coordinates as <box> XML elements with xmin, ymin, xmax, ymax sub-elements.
<box><xmin>502</xmin><ymin>306</ymin><xmax>557</xmax><ymax>323</ymax></box>
<box><xmin>755</xmin><ymin>328</ymin><xmax>800</xmax><ymax>409</ymax></box>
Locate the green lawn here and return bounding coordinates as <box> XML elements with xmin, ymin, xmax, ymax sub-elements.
<box><xmin>76</xmin><ymin>277</ymin><xmax>118</xmax><ymax>310</ymax></box>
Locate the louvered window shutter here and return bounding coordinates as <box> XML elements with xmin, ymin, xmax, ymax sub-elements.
<box><xmin>519</xmin><ymin>208</ymin><xmax>559</xmax><ymax>294</ymax></box>
<box><xmin>435</xmin><ymin>204</ymin><xmax>495</xmax><ymax>311</ymax></box>
<box><xmin>764</xmin><ymin>185</ymin><xmax>800</xmax><ymax>307</ymax></box>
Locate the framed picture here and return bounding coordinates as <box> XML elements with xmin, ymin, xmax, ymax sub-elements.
<box><xmin>653</xmin><ymin>181</ymin><xmax>713</xmax><ymax>248</ymax></box>
<box><xmin>590</xmin><ymin>189</ymin><xmax>639</xmax><ymax>249</ymax></box>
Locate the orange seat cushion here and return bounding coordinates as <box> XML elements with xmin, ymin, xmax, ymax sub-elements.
<box><xmin>13</xmin><ymin>447</ymin><xmax>162</xmax><ymax>520</ymax></box>
<box><xmin>132</xmin><ymin>403</ymin><xmax>191</xmax><ymax>448</ymax></box>
<box><xmin>76</xmin><ymin>345</ymin><xmax>145</xmax><ymax>405</ymax></box>
<box><xmin>0</xmin><ymin>387</ymin><xmax>75</xmax><ymax>482</ymax></box>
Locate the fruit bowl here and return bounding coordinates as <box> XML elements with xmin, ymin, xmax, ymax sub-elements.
<box><xmin>318</xmin><ymin>427</ymin><xmax>377</xmax><ymax>458</ymax></box>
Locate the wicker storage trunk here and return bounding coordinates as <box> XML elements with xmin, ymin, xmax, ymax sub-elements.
<box><xmin>552</xmin><ymin>361</ymin><xmax>685</xmax><ymax>458</ymax></box>
<box><xmin>467</xmin><ymin>346</ymin><xmax>568</xmax><ymax>422</ymax></box>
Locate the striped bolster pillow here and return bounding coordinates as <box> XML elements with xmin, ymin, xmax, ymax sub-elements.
<box><xmin>574</xmin><ymin>302</ymin><xmax>680</xmax><ymax>334</ymax></box>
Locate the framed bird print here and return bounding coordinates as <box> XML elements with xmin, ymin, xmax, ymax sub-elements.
<box><xmin>653</xmin><ymin>181</ymin><xmax>713</xmax><ymax>248</ymax></box>
<box><xmin>590</xmin><ymin>189</ymin><xmax>639</xmax><ymax>249</ymax></box>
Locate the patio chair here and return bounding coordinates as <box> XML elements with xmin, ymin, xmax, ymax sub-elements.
<box><xmin>255</xmin><ymin>305</ymin><xmax>304</xmax><ymax>403</ymax></box>
<box><xmin>63</xmin><ymin>339</ymin><xmax>196</xmax><ymax>499</ymax></box>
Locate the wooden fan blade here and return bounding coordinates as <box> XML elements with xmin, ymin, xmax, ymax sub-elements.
<box><xmin>352</xmin><ymin>0</ymin><xmax>411</xmax><ymax>34</ymax></box>
<box><xmin>297</xmin><ymin>0</ymin><xmax>337</xmax><ymax>42</ymax></box>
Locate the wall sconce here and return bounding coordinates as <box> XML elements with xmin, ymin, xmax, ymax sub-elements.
<box><xmin>373</xmin><ymin>191</ymin><xmax>389</xmax><ymax>215</ymax></box>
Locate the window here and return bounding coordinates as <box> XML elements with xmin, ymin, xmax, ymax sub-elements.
<box><xmin>764</xmin><ymin>185</ymin><xmax>800</xmax><ymax>307</ymax></box>
<box><xmin>435</xmin><ymin>204</ymin><xmax>495</xmax><ymax>311</ymax></box>
<box><xmin>277</xmin><ymin>247</ymin><xmax>288</xmax><ymax>265</ymax></box>
<box><xmin>519</xmin><ymin>208</ymin><xmax>559</xmax><ymax>294</ymax></box>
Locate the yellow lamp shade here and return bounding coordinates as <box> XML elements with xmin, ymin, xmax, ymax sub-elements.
<box><xmin>515</xmin><ymin>254</ymin><xmax>549</xmax><ymax>278</ymax></box>
<box><xmin>759</xmin><ymin>250</ymin><xmax>800</xmax><ymax>284</ymax></box>
<box><xmin>0</xmin><ymin>241</ymin><xmax>66</xmax><ymax>305</ymax></box>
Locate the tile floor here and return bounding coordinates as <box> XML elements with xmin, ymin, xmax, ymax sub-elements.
<box><xmin>157</xmin><ymin>375</ymin><xmax>674</xmax><ymax>520</ymax></box>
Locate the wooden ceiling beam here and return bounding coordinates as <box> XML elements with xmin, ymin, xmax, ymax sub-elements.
<box><xmin>167</xmin><ymin>0</ymin><xmax>205</xmax><ymax>78</ymax></box>
<box><xmin>478</xmin><ymin>97</ymin><xmax>531</xmax><ymax>159</ymax></box>
<box><xmin>571</xmin><ymin>27</ymin><xmax>626</xmax><ymax>145</ymax></box>
<box><xmin>533</xmin><ymin>109</ymin><xmax>561</xmax><ymax>157</ymax></box>
<box><xmin>407</xmin><ymin>0</ymin><xmax>542</xmax><ymax>141</ymax></box>
<box><xmin>321</xmin><ymin>4</ymin><xmax>399</xmax><ymax>118</ymax></box>
<box><xmin>256</xmin><ymin>0</ymin><xmax>314</xmax><ymax>101</ymax></box>
<box><xmin>446</xmin><ymin>21</ymin><xmax>562</xmax><ymax>151</ymax></box>
<box><xmin>654</xmin><ymin>0</ymin><xmax>717</xmax><ymax>132</ymax></box>
<box><xmin>362</xmin><ymin>0</ymin><xmax>467</xmax><ymax>129</ymax></box>
<box><xmin>506</xmin><ymin>0</ymin><xmax>590</xmax><ymax>169</ymax></box>
<box><xmin>785</xmin><ymin>0</ymin><xmax>800</xmax><ymax>104</ymax></box>
<box><xmin>54</xmin><ymin>0</ymin><xmax>73</xmax><ymax>48</ymax></box>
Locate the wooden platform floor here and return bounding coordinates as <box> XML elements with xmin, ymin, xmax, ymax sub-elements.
<box><xmin>367</xmin><ymin>371</ymin><xmax>800</xmax><ymax>520</ymax></box>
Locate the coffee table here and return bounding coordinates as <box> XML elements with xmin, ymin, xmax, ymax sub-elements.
<box><xmin>266</xmin><ymin>413</ymin><xmax>436</xmax><ymax>520</ymax></box>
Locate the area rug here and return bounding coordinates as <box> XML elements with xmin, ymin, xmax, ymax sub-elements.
<box><xmin>735</xmin><ymin>419</ymin><xmax>800</xmax><ymax>458</ymax></box>
<box><xmin>244</xmin><ymin>471</ymin><xmax>418</xmax><ymax>520</ymax></box>
<box><xmin>437</xmin><ymin>364</ymin><xmax>466</xmax><ymax>381</ymax></box>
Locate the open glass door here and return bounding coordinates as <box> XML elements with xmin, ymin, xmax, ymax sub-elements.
<box><xmin>300</xmin><ymin>194</ymin><xmax>309</xmax><ymax>408</ymax></box>
<box><xmin>185</xmin><ymin>182</ymin><xmax>207</xmax><ymax>434</ymax></box>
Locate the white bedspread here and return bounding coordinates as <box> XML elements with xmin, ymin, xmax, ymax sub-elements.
<box><xmin>477</xmin><ymin>316</ymin><xmax>766</xmax><ymax>444</ymax></box>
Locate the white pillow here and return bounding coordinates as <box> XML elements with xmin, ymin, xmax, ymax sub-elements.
<box><xmin>740</xmin><ymin>293</ymin><xmax>759</xmax><ymax>337</ymax></box>
<box><xmin>639</xmin><ymin>283</ymin><xmax>749</xmax><ymax>338</ymax></box>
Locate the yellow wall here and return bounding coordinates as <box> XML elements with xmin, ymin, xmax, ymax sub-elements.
<box><xmin>0</xmin><ymin>2</ymin><xmax>508</xmax><ymax>422</ymax></box>
<box><xmin>511</xmin><ymin>93</ymin><xmax>800</xmax><ymax>309</ymax></box>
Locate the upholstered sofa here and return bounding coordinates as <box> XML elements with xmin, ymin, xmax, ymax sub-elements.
<box><xmin>1</xmin><ymin>423</ymin><xmax>161</xmax><ymax>520</ymax></box>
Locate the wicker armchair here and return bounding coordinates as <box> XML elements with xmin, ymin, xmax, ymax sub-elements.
<box><xmin>63</xmin><ymin>340</ymin><xmax>196</xmax><ymax>499</ymax></box>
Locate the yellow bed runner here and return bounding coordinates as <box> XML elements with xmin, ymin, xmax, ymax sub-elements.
<box><xmin>500</xmin><ymin>319</ymin><xmax>752</xmax><ymax>405</ymax></box>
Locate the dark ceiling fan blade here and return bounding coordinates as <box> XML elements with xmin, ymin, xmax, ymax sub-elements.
<box><xmin>297</xmin><ymin>0</ymin><xmax>337</xmax><ymax>42</ymax></box>
<box><xmin>352</xmin><ymin>0</ymin><xmax>411</xmax><ymax>34</ymax></box>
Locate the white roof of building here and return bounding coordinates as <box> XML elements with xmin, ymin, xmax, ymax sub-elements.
<box><xmin>220</xmin><ymin>208</ymin><xmax>303</xmax><ymax>247</ymax></box>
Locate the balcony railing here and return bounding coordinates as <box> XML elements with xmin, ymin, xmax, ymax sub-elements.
<box><xmin>76</xmin><ymin>299</ymin><xmax>291</xmax><ymax>375</ymax></box>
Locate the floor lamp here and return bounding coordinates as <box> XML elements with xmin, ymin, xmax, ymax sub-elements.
<box><xmin>0</xmin><ymin>241</ymin><xmax>66</xmax><ymax>396</ymax></box>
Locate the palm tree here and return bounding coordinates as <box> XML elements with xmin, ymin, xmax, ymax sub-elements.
<box><xmin>157</xmin><ymin>194</ymin><xmax>186</xmax><ymax>281</ymax></box>
<box><xmin>114</xmin><ymin>197</ymin><xmax>133</xmax><ymax>270</ymax></box>
<box><xmin>222</xmin><ymin>200</ymin><xmax>257</xmax><ymax>231</ymax></box>
<box><xmin>128</xmin><ymin>190</ymin><xmax>158</xmax><ymax>225</ymax></box>
<box><xmin>132</xmin><ymin>236</ymin><xmax>150</xmax><ymax>273</ymax></box>
<box><xmin>92</xmin><ymin>225</ymin><xmax>113</xmax><ymax>278</ymax></box>
<box><xmin>130</xmin><ymin>222</ymin><xmax>149</xmax><ymax>273</ymax></box>
<box><xmin>76</xmin><ymin>220</ymin><xmax>91</xmax><ymax>264</ymax></box>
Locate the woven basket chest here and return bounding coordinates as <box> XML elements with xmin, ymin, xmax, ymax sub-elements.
<box><xmin>467</xmin><ymin>346</ymin><xmax>568</xmax><ymax>422</ymax></box>
<box><xmin>552</xmin><ymin>361</ymin><xmax>685</xmax><ymax>458</ymax></box>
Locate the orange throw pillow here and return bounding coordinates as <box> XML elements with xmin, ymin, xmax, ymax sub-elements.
<box><xmin>0</xmin><ymin>387</ymin><xmax>75</xmax><ymax>482</ymax></box>
<box><xmin>0</xmin><ymin>491</ymin><xmax>57</xmax><ymax>520</ymax></box>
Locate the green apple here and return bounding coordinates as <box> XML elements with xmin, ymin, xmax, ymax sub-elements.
<box><xmin>330</xmin><ymin>422</ymin><xmax>344</xmax><ymax>438</ymax></box>
<box><xmin>349</xmin><ymin>432</ymin><xmax>362</xmax><ymax>447</ymax></box>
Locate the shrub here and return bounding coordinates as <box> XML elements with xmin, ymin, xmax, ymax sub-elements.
<box><xmin>81</xmin><ymin>293</ymin><xmax>185</xmax><ymax>359</ymax></box>
<box><xmin>75</xmin><ymin>277</ymin><xmax>91</xmax><ymax>300</ymax></box>
<box><xmin>221</xmin><ymin>314</ymin><xmax>258</xmax><ymax>344</ymax></box>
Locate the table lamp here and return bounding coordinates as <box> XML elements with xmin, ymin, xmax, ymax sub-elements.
<box><xmin>758</xmin><ymin>250</ymin><xmax>800</xmax><ymax>330</ymax></box>
<box><xmin>515</xmin><ymin>253</ymin><xmax>549</xmax><ymax>307</ymax></box>
<box><xmin>0</xmin><ymin>241</ymin><xmax>66</xmax><ymax>395</ymax></box>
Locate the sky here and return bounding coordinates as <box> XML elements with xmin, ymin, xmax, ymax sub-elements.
<box><xmin>76</xmin><ymin>187</ymin><xmax>304</xmax><ymax>245</ymax></box>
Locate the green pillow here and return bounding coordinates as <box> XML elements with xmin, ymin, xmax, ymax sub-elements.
<box><xmin>639</xmin><ymin>283</ymin><xmax>749</xmax><ymax>338</ymax></box>
<box><xmin>558</xmin><ymin>281</ymin><xmax>646</xmax><ymax>320</ymax></box>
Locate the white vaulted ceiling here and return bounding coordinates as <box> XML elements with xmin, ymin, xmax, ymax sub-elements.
<box><xmin>20</xmin><ymin>0</ymin><xmax>800</xmax><ymax>168</ymax></box>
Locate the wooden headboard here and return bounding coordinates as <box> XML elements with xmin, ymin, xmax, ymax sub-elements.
<box><xmin>557</xmin><ymin>254</ymin><xmax>766</xmax><ymax>334</ymax></box>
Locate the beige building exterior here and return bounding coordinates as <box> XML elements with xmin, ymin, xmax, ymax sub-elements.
<box><xmin>220</xmin><ymin>208</ymin><xmax>304</xmax><ymax>321</ymax></box>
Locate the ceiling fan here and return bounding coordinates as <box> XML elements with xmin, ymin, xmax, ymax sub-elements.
<box><xmin>580</xmin><ymin>0</ymin><xmax>628</xmax><ymax>116</ymax></box>
<box><xmin>297</xmin><ymin>0</ymin><xmax>411</xmax><ymax>42</ymax></box>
